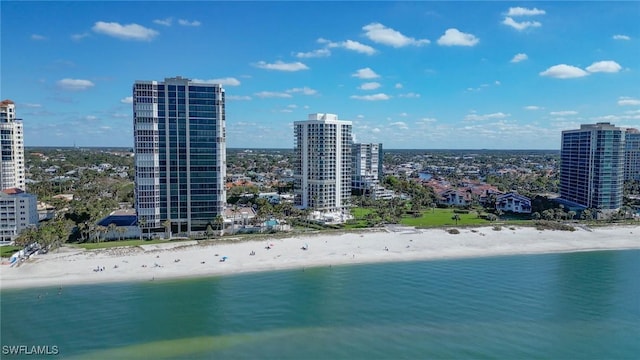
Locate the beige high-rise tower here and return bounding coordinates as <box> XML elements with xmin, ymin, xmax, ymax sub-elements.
<box><xmin>0</xmin><ymin>100</ymin><xmax>26</xmax><ymax>191</ymax></box>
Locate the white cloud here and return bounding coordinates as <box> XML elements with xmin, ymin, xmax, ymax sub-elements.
<box><xmin>357</xmin><ymin>114</ymin><xmax>365</xmax><ymax>118</ymax></box>
<box><xmin>351</xmin><ymin>67</ymin><xmax>380</xmax><ymax>79</ymax></box>
<box><xmin>539</xmin><ymin>64</ymin><xmax>589</xmax><ymax>79</ymax></box>
<box><xmin>71</xmin><ymin>33</ymin><xmax>90</xmax><ymax>41</ymax></box>
<box><xmin>506</xmin><ymin>7</ymin><xmax>546</xmax><ymax>16</ymax></box>
<box><xmin>192</xmin><ymin>77</ymin><xmax>241</xmax><ymax>86</ymax></box>
<box><xmin>286</xmin><ymin>87</ymin><xmax>318</xmax><ymax>95</ymax></box>
<box><xmin>153</xmin><ymin>18</ymin><xmax>172</xmax><ymax>26</ymax></box>
<box><xmin>586</xmin><ymin>60</ymin><xmax>622</xmax><ymax>73</ymax></box>
<box><xmin>395</xmin><ymin>83</ymin><xmax>403</xmax><ymax>89</ymax></box>
<box><xmin>31</xmin><ymin>34</ymin><xmax>46</xmax><ymax>40</ymax></box>
<box><xmin>254</xmin><ymin>61</ymin><xmax>309</xmax><ymax>71</ymax></box>
<box><xmin>120</xmin><ymin>96</ymin><xmax>133</xmax><ymax>104</ymax></box>
<box><xmin>339</xmin><ymin>40</ymin><xmax>376</xmax><ymax>55</ymax></box>
<box><xmin>254</xmin><ymin>91</ymin><xmax>292</xmax><ymax>98</ymax></box>
<box><xmin>398</xmin><ymin>92</ymin><xmax>420</xmax><ymax>98</ymax></box>
<box><xmin>22</xmin><ymin>103</ymin><xmax>42</xmax><ymax>108</ymax></box>
<box><xmin>464</xmin><ymin>112</ymin><xmax>510</xmax><ymax>121</ymax></box>
<box><xmin>85</xmin><ymin>115</ymin><xmax>98</xmax><ymax>121</ymax></box>
<box><xmin>359</xmin><ymin>82</ymin><xmax>381</xmax><ymax>90</ymax></box>
<box><xmin>350</xmin><ymin>93</ymin><xmax>391</xmax><ymax>101</ymax></box>
<box><xmin>57</xmin><ymin>78</ymin><xmax>95</xmax><ymax>91</ymax></box>
<box><xmin>287</xmin><ymin>104</ymin><xmax>297</xmax><ymax>109</ymax></box>
<box><xmin>524</xmin><ymin>105</ymin><xmax>541</xmax><ymax>111</ymax></box>
<box><xmin>178</xmin><ymin>19</ymin><xmax>201</xmax><ymax>27</ymax></box>
<box><xmin>280</xmin><ymin>109</ymin><xmax>293</xmax><ymax>113</ymax></box>
<box><xmin>613</xmin><ymin>34</ymin><xmax>630</xmax><ymax>40</ymax></box>
<box><xmin>295</xmin><ymin>48</ymin><xmax>331</xmax><ymax>58</ymax></box>
<box><xmin>502</xmin><ymin>17</ymin><xmax>541</xmax><ymax>31</ymax></box>
<box><xmin>510</xmin><ymin>53</ymin><xmax>528</xmax><ymax>63</ymax></box>
<box><xmin>390</xmin><ymin>121</ymin><xmax>409</xmax><ymax>130</ymax></box>
<box><xmin>227</xmin><ymin>95</ymin><xmax>252</xmax><ymax>101</ymax></box>
<box><xmin>550</xmin><ymin>110</ymin><xmax>578</xmax><ymax>116</ymax></box>
<box><xmin>362</xmin><ymin>22</ymin><xmax>429</xmax><ymax>47</ymax></box>
<box><xmin>618</xmin><ymin>97</ymin><xmax>640</xmax><ymax>106</ymax></box>
<box><xmin>437</xmin><ymin>28</ymin><xmax>479</xmax><ymax>46</ymax></box>
<box><xmin>372</xmin><ymin>128</ymin><xmax>381</xmax><ymax>133</ymax></box>
<box><xmin>92</xmin><ymin>21</ymin><xmax>158</xmax><ymax>41</ymax></box>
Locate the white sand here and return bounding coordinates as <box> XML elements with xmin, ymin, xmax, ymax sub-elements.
<box><xmin>2</xmin><ymin>225</ymin><xmax>639</xmax><ymax>289</ymax></box>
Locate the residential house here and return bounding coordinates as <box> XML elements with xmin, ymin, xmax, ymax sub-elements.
<box><xmin>496</xmin><ymin>192</ymin><xmax>532</xmax><ymax>214</ymax></box>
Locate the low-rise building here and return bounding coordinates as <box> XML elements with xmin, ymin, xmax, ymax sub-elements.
<box><xmin>0</xmin><ymin>188</ymin><xmax>38</xmax><ymax>241</ymax></box>
<box><xmin>496</xmin><ymin>192</ymin><xmax>532</xmax><ymax>214</ymax></box>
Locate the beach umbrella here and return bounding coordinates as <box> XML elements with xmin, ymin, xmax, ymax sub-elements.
<box><xmin>222</xmin><ymin>256</ymin><xmax>228</xmax><ymax>260</ymax></box>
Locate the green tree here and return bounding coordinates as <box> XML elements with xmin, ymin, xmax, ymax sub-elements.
<box><xmin>163</xmin><ymin>219</ymin><xmax>172</xmax><ymax>239</ymax></box>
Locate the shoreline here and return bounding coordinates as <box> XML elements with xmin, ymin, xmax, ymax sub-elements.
<box><xmin>2</xmin><ymin>224</ymin><xmax>639</xmax><ymax>290</ymax></box>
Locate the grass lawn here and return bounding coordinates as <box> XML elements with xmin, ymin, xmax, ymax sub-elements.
<box><xmin>401</xmin><ymin>208</ymin><xmax>491</xmax><ymax>227</ymax></box>
<box><xmin>1</xmin><ymin>246</ymin><xmax>21</xmax><ymax>258</ymax></box>
<box><xmin>351</xmin><ymin>207</ymin><xmax>374</xmax><ymax>218</ymax></box>
<box><xmin>71</xmin><ymin>238</ymin><xmax>182</xmax><ymax>250</ymax></box>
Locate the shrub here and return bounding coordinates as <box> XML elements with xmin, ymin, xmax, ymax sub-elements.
<box><xmin>534</xmin><ymin>221</ymin><xmax>576</xmax><ymax>231</ymax></box>
<box><xmin>453</xmin><ymin>209</ymin><xmax>470</xmax><ymax>214</ymax></box>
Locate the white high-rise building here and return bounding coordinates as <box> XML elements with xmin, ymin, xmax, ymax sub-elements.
<box><xmin>0</xmin><ymin>100</ymin><xmax>26</xmax><ymax>191</ymax></box>
<box><xmin>352</xmin><ymin>143</ymin><xmax>383</xmax><ymax>193</ymax></box>
<box><xmin>294</xmin><ymin>113</ymin><xmax>352</xmax><ymax>215</ymax></box>
<box><xmin>133</xmin><ymin>77</ymin><xmax>226</xmax><ymax>235</ymax></box>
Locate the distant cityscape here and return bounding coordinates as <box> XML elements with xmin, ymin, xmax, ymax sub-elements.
<box><xmin>1</xmin><ymin>76</ymin><xmax>639</xmax><ymax>243</ymax></box>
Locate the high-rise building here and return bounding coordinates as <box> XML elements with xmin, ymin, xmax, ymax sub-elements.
<box><xmin>624</xmin><ymin>128</ymin><xmax>640</xmax><ymax>182</ymax></box>
<box><xmin>352</xmin><ymin>142</ymin><xmax>382</xmax><ymax>194</ymax></box>
<box><xmin>0</xmin><ymin>188</ymin><xmax>38</xmax><ymax>242</ymax></box>
<box><xmin>560</xmin><ymin>122</ymin><xmax>625</xmax><ymax>212</ymax></box>
<box><xmin>133</xmin><ymin>77</ymin><xmax>226</xmax><ymax>235</ymax></box>
<box><xmin>294</xmin><ymin>113</ymin><xmax>352</xmax><ymax>214</ymax></box>
<box><xmin>0</xmin><ymin>100</ymin><xmax>25</xmax><ymax>191</ymax></box>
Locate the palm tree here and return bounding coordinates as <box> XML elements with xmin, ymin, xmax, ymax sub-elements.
<box><xmin>451</xmin><ymin>213</ymin><xmax>461</xmax><ymax>225</ymax></box>
<box><xmin>138</xmin><ymin>217</ymin><xmax>146</xmax><ymax>240</ymax></box>
<box><xmin>214</xmin><ymin>214</ymin><xmax>225</xmax><ymax>236</ymax></box>
<box><xmin>117</xmin><ymin>226</ymin><xmax>127</xmax><ymax>241</ymax></box>
<box><xmin>162</xmin><ymin>219</ymin><xmax>172</xmax><ymax>239</ymax></box>
<box><xmin>94</xmin><ymin>225</ymin><xmax>107</xmax><ymax>243</ymax></box>
<box><xmin>107</xmin><ymin>223</ymin><xmax>117</xmax><ymax>241</ymax></box>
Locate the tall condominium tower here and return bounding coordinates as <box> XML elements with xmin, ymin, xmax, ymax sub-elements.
<box><xmin>294</xmin><ymin>113</ymin><xmax>352</xmax><ymax>213</ymax></box>
<box><xmin>0</xmin><ymin>100</ymin><xmax>25</xmax><ymax>191</ymax></box>
<box><xmin>133</xmin><ymin>77</ymin><xmax>226</xmax><ymax>235</ymax></box>
<box><xmin>624</xmin><ymin>128</ymin><xmax>640</xmax><ymax>181</ymax></box>
<box><xmin>352</xmin><ymin>143</ymin><xmax>383</xmax><ymax>194</ymax></box>
<box><xmin>560</xmin><ymin>122</ymin><xmax>625</xmax><ymax>211</ymax></box>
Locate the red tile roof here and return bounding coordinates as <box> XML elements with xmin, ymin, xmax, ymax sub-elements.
<box><xmin>2</xmin><ymin>187</ymin><xmax>24</xmax><ymax>195</ymax></box>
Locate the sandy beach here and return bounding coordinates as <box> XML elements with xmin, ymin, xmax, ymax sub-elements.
<box><xmin>2</xmin><ymin>224</ymin><xmax>639</xmax><ymax>290</ymax></box>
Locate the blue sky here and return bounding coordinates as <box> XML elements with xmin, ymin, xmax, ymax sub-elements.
<box><xmin>2</xmin><ymin>1</ymin><xmax>639</xmax><ymax>149</ymax></box>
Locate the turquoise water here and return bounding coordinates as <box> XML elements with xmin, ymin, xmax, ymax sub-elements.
<box><xmin>2</xmin><ymin>250</ymin><xmax>639</xmax><ymax>359</ymax></box>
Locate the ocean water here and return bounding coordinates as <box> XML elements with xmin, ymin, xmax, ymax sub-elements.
<box><xmin>2</xmin><ymin>250</ymin><xmax>639</xmax><ymax>359</ymax></box>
